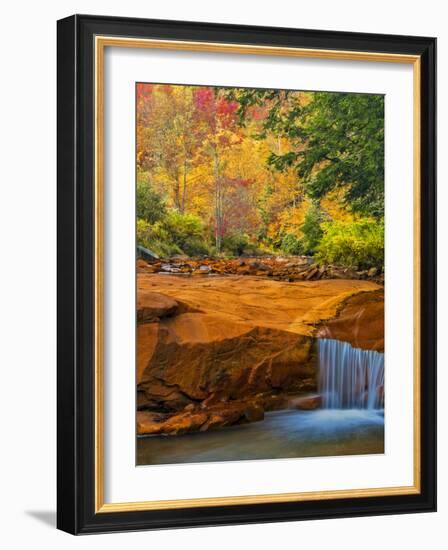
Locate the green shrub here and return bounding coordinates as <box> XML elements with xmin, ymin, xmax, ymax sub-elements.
<box><xmin>315</xmin><ymin>218</ymin><xmax>384</xmax><ymax>269</ymax></box>
<box><xmin>136</xmin><ymin>218</ymin><xmax>182</xmax><ymax>258</ymax></box>
<box><xmin>180</xmin><ymin>238</ymin><xmax>210</xmax><ymax>257</ymax></box>
<box><xmin>136</xmin><ymin>178</ymin><xmax>166</xmax><ymax>224</ymax></box>
<box><xmin>161</xmin><ymin>212</ymin><xmax>209</xmax><ymax>255</ymax></box>
<box><xmin>281</xmin><ymin>233</ymin><xmax>305</xmax><ymax>255</ymax></box>
<box><xmin>222</xmin><ymin>233</ymin><xmax>250</xmax><ymax>256</ymax></box>
<box><xmin>137</xmin><ymin>212</ymin><xmax>212</xmax><ymax>258</ymax></box>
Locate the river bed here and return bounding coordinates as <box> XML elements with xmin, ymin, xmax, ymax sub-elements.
<box><xmin>137</xmin><ymin>408</ymin><xmax>384</xmax><ymax>466</ymax></box>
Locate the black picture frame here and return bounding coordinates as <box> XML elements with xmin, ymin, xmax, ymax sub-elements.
<box><xmin>57</xmin><ymin>14</ymin><xmax>436</xmax><ymax>534</ymax></box>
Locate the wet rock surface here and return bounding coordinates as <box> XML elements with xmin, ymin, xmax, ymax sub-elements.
<box><xmin>316</xmin><ymin>290</ymin><xmax>384</xmax><ymax>352</ymax></box>
<box><xmin>137</xmin><ymin>290</ymin><xmax>179</xmax><ymax>323</ymax></box>
<box><xmin>137</xmin><ymin>400</ymin><xmax>266</xmax><ymax>436</ymax></box>
<box><xmin>137</xmin><ymin>311</ymin><xmax>317</xmax><ymax>415</ymax></box>
<box><xmin>136</xmin><ymin>259</ymin><xmax>383</xmax><ymax>436</ymax></box>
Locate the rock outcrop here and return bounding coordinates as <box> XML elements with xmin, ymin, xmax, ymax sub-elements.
<box><xmin>137</xmin><ymin>290</ymin><xmax>179</xmax><ymax>323</ymax></box>
<box><xmin>136</xmin><ymin>270</ymin><xmax>383</xmax><ymax>435</ymax></box>
<box><xmin>138</xmin><ymin>273</ymin><xmax>381</xmax><ymax>337</ymax></box>
<box><xmin>137</xmin><ymin>400</ymin><xmax>265</xmax><ymax>436</ymax></box>
<box><xmin>316</xmin><ymin>290</ymin><xmax>384</xmax><ymax>352</ymax></box>
<box><xmin>137</xmin><ymin>311</ymin><xmax>316</xmax><ymax>412</ymax></box>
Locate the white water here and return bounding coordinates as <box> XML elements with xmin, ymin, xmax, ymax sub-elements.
<box><xmin>318</xmin><ymin>338</ymin><xmax>384</xmax><ymax>410</ymax></box>
<box><xmin>138</xmin><ymin>337</ymin><xmax>385</xmax><ymax>465</ymax></box>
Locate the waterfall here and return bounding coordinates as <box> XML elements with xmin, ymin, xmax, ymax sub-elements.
<box><xmin>318</xmin><ymin>339</ymin><xmax>384</xmax><ymax>410</ymax></box>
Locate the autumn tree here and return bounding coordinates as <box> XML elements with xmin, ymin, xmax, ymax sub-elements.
<box><xmin>136</xmin><ymin>83</ymin><xmax>384</xmax><ymax>266</ymax></box>
<box><xmin>193</xmin><ymin>88</ymin><xmax>245</xmax><ymax>252</ymax></box>
<box><xmin>137</xmin><ymin>84</ymin><xmax>203</xmax><ymax>212</ymax></box>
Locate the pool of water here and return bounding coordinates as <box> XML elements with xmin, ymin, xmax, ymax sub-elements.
<box><xmin>136</xmin><ymin>408</ymin><xmax>384</xmax><ymax>466</ymax></box>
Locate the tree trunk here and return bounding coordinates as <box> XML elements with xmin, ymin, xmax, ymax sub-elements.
<box><xmin>172</xmin><ymin>168</ymin><xmax>181</xmax><ymax>211</ymax></box>
<box><xmin>181</xmin><ymin>158</ymin><xmax>187</xmax><ymax>213</ymax></box>
<box><xmin>213</xmin><ymin>150</ymin><xmax>222</xmax><ymax>253</ymax></box>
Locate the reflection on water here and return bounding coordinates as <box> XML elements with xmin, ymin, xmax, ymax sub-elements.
<box><xmin>137</xmin><ymin>409</ymin><xmax>384</xmax><ymax>466</ymax></box>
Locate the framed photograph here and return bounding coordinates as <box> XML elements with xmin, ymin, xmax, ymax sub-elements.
<box><xmin>57</xmin><ymin>14</ymin><xmax>436</xmax><ymax>534</ymax></box>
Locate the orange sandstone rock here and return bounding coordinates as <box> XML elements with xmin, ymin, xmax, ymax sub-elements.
<box><xmin>316</xmin><ymin>290</ymin><xmax>384</xmax><ymax>352</ymax></box>
<box><xmin>136</xmin><ymin>273</ymin><xmax>383</xmax><ymax>433</ymax></box>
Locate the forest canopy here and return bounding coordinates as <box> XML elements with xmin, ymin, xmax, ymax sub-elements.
<box><xmin>136</xmin><ymin>83</ymin><xmax>384</xmax><ymax>268</ymax></box>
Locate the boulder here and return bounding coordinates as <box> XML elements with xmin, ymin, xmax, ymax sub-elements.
<box><xmin>137</xmin><ymin>291</ymin><xmax>178</xmax><ymax>323</ymax></box>
<box><xmin>137</xmin><ymin>410</ymin><xmax>208</xmax><ymax>436</ymax></box>
<box><xmin>137</xmin><ymin>259</ymin><xmax>157</xmax><ymax>273</ymax></box>
<box><xmin>137</xmin><ymin>323</ymin><xmax>159</xmax><ymax>383</ymax></box>
<box><xmin>137</xmin><ymin>399</ymin><xmax>266</xmax><ymax>436</ymax></box>
<box><xmin>305</xmin><ymin>267</ymin><xmax>319</xmax><ymax>280</ymax></box>
<box><xmin>243</xmin><ymin>402</ymin><xmax>265</xmax><ymax>422</ymax></box>
<box><xmin>316</xmin><ymin>289</ymin><xmax>384</xmax><ymax>352</ymax></box>
<box><xmin>290</xmin><ymin>394</ymin><xmax>322</xmax><ymax>410</ymax></box>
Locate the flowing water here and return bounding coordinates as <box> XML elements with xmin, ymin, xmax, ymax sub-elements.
<box><xmin>137</xmin><ymin>338</ymin><xmax>385</xmax><ymax>466</ymax></box>
<box><xmin>318</xmin><ymin>338</ymin><xmax>385</xmax><ymax>409</ymax></box>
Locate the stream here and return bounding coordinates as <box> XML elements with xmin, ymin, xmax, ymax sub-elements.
<box><xmin>137</xmin><ymin>408</ymin><xmax>384</xmax><ymax>465</ymax></box>
<box><xmin>137</xmin><ymin>338</ymin><xmax>385</xmax><ymax>466</ymax></box>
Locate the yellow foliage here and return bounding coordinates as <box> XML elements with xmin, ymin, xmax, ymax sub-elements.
<box><xmin>321</xmin><ymin>191</ymin><xmax>356</xmax><ymax>223</ymax></box>
<box><xmin>136</xmin><ymin>84</ymin><xmax>359</xmax><ymax>253</ymax></box>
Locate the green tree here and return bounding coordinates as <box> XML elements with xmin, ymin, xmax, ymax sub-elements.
<box><xmin>281</xmin><ymin>233</ymin><xmax>304</xmax><ymax>255</ymax></box>
<box><xmin>301</xmin><ymin>203</ymin><xmax>324</xmax><ymax>253</ymax></box>
<box><xmin>230</xmin><ymin>89</ymin><xmax>384</xmax><ymax>218</ymax></box>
